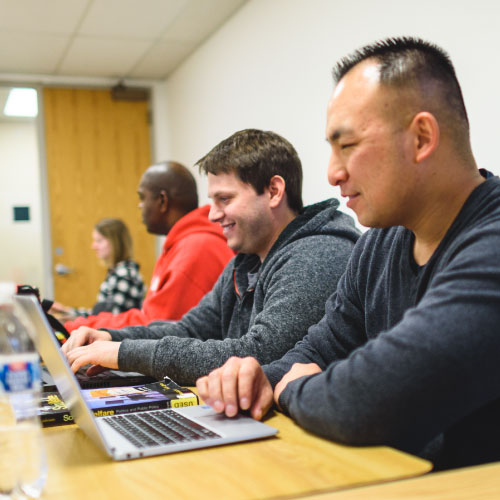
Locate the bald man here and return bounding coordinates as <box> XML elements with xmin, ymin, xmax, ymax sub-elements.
<box><xmin>65</xmin><ymin>161</ymin><xmax>234</xmax><ymax>332</ymax></box>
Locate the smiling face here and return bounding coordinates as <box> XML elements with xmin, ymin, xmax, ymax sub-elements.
<box><xmin>326</xmin><ymin>60</ymin><xmax>418</xmax><ymax>228</ymax></box>
<box><xmin>91</xmin><ymin>229</ymin><xmax>112</xmax><ymax>261</ymax></box>
<box><xmin>207</xmin><ymin>171</ymin><xmax>275</xmax><ymax>260</ymax></box>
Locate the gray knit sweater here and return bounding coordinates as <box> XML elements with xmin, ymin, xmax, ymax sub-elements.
<box><xmin>264</xmin><ymin>175</ymin><xmax>500</xmax><ymax>470</ymax></box>
<box><xmin>106</xmin><ymin>198</ymin><xmax>359</xmax><ymax>385</ymax></box>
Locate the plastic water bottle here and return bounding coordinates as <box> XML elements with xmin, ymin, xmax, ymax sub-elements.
<box><xmin>0</xmin><ymin>283</ymin><xmax>47</xmax><ymax>499</ymax></box>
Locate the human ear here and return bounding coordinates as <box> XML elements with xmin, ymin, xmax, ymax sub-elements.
<box><xmin>410</xmin><ymin>112</ymin><xmax>439</xmax><ymax>163</ymax></box>
<box><xmin>267</xmin><ymin>175</ymin><xmax>286</xmax><ymax>208</ymax></box>
<box><xmin>159</xmin><ymin>190</ymin><xmax>169</xmax><ymax>213</ymax></box>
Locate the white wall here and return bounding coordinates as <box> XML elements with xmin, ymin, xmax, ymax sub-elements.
<box><xmin>153</xmin><ymin>0</ymin><xmax>500</xmax><ymax>225</ymax></box>
<box><xmin>0</xmin><ymin>120</ymin><xmax>44</xmax><ymax>291</ymax></box>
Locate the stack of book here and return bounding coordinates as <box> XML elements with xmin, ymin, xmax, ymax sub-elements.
<box><xmin>39</xmin><ymin>379</ymin><xmax>199</xmax><ymax>427</ymax></box>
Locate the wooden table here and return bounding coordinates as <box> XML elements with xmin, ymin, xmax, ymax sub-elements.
<box><xmin>41</xmin><ymin>410</ymin><xmax>431</xmax><ymax>499</ymax></box>
<box><xmin>305</xmin><ymin>461</ymin><xmax>500</xmax><ymax>499</ymax></box>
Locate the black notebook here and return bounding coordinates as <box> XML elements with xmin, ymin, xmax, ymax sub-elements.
<box><xmin>42</xmin><ymin>364</ymin><xmax>156</xmax><ymax>392</ymax></box>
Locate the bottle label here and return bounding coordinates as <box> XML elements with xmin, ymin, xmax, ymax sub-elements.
<box><xmin>0</xmin><ymin>354</ymin><xmax>41</xmax><ymax>393</ymax></box>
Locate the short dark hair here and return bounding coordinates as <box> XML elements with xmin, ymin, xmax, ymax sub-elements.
<box><xmin>196</xmin><ymin>129</ymin><xmax>303</xmax><ymax>213</ymax></box>
<box><xmin>95</xmin><ymin>218</ymin><xmax>133</xmax><ymax>267</ymax></box>
<box><xmin>143</xmin><ymin>161</ymin><xmax>198</xmax><ymax>213</ymax></box>
<box><xmin>333</xmin><ymin>37</ymin><xmax>469</xmax><ymax>143</ymax></box>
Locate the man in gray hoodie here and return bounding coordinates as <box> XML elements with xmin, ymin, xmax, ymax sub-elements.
<box><xmin>62</xmin><ymin>129</ymin><xmax>359</xmax><ymax>385</ymax></box>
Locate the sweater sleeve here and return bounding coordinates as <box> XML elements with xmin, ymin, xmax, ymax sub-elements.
<box><xmin>262</xmin><ymin>257</ymin><xmax>364</xmax><ymax>387</ymax></box>
<box><xmin>271</xmin><ymin>224</ymin><xmax>500</xmax><ymax>456</ymax></box>
<box><xmin>115</xmin><ymin>234</ymin><xmax>356</xmax><ymax>385</ymax></box>
<box><xmin>110</xmin><ymin>263</ymin><xmax>232</xmax><ymax>377</ymax></box>
<box><xmin>107</xmin><ymin>263</ymin><xmax>232</xmax><ymax>342</ymax></box>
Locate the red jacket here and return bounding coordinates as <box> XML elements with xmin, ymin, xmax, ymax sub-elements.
<box><xmin>65</xmin><ymin>205</ymin><xmax>234</xmax><ymax>332</ymax></box>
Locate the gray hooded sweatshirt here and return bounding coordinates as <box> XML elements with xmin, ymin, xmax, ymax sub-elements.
<box><xmin>106</xmin><ymin>198</ymin><xmax>360</xmax><ymax>385</ymax></box>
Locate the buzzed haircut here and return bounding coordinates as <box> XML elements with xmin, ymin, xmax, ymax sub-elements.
<box><xmin>196</xmin><ymin>129</ymin><xmax>303</xmax><ymax>213</ymax></box>
<box><xmin>333</xmin><ymin>37</ymin><xmax>470</xmax><ymax>143</ymax></box>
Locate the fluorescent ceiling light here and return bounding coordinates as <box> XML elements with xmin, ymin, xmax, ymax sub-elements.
<box><xmin>4</xmin><ymin>88</ymin><xmax>38</xmax><ymax>117</ymax></box>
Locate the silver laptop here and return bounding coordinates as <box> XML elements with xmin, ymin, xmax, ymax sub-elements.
<box><xmin>16</xmin><ymin>294</ymin><xmax>278</xmax><ymax>460</ymax></box>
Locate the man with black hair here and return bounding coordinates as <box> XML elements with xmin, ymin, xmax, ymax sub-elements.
<box><xmin>62</xmin><ymin>129</ymin><xmax>359</xmax><ymax>386</ymax></box>
<box><xmin>198</xmin><ymin>38</ymin><xmax>500</xmax><ymax>470</ymax></box>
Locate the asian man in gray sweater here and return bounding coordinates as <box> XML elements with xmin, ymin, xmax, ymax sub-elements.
<box><xmin>198</xmin><ymin>38</ymin><xmax>500</xmax><ymax>471</ymax></box>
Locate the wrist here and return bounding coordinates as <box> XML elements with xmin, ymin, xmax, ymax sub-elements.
<box><xmin>98</xmin><ymin>329</ymin><xmax>112</xmax><ymax>341</ymax></box>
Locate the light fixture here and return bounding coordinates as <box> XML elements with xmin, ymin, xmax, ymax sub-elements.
<box><xmin>4</xmin><ymin>88</ymin><xmax>38</xmax><ymax>117</ymax></box>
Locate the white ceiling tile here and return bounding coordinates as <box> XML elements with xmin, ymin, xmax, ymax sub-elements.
<box><xmin>58</xmin><ymin>37</ymin><xmax>152</xmax><ymax>77</ymax></box>
<box><xmin>0</xmin><ymin>0</ymin><xmax>248</xmax><ymax>79</ymax></box>
<box><xmin>79</xmin><ymin>0</ymin><xmax>189</xmax><ymax>39</ymax></box>
<box><xmin>129</xmin><ymin>40</ymin><xmax>197</xmax><ymax>79</ymax></box>
<box><xmin>161</xmin><ymin>0</ymin><xmax>246</xmax><ymax>42</ymax></box>
<box><xmin>0</xmin><ymin>0</ymin><xmax>90</xmax><ymax>34</ymax></box>
<box><xmin>0</xmin><ymin>32</ymin><xmax>69</xmax><ymax>74</ymax></box>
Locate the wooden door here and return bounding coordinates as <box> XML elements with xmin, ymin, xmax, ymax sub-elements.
<box><xmin>43</xmin><ymin>88</ymin><xmax>155</xmax><ymax>308</ymax></box>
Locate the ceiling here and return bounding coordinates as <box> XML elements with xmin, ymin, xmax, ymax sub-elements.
<box><xmin>0</xmin><ymin>0</ymin><xmax>247</xmax><ymax>82</ymax></box>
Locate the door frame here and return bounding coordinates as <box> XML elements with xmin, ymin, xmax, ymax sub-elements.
<box><xmin>41</xmin><ymin>83</ymin><xmax>159</xmax><ymax>302</ymax></box>
<box><xmin>0</xmin><ymin>75</ymin><xmax>159</xmax><ymax>299</ymax></box>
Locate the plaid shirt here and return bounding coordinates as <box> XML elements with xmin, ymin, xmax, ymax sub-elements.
<box><xmin>72</xmin><ymin>260</ymin><xmax>145</xmax><ymax>317</ymax></box>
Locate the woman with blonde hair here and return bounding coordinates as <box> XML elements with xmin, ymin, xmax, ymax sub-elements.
<box><xmin>52</xmin><ymin>218</ymin><xmax>145</xmax><ymax>320</ymax></box>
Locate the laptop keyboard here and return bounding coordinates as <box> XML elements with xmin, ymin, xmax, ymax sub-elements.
<box><xmin>103</xmin><ymin>409</ymin><xmax>221</xmax><ymax>448</ymax></box>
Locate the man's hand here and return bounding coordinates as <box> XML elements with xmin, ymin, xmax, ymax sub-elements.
<box><xmin>196</xmin><ymin>356</ymin><xmax>273</xmax><ymax>420</ymax></box>
<box><xmin>61</xmin><ymin>326</ymin><xmax>112</xmax><ymax>355</ymax></box>
<box><xmin>64</xmin><ymin>341</ymin><xmax>121</xmax><ymax>375</ymax></box>
<box><xmin>274</xmin><ymin>363</ymin><xmax>322</xmax><ymax>406</ymax></box>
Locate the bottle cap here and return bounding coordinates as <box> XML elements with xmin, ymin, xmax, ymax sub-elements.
<box><xmin>0</xmin><ymin>282</ymin><xmax>16</xmax><ymax>304</ymax></box>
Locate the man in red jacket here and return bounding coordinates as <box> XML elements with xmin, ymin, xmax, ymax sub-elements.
<box><xmin>64</xmin><ymin>161</ymin><xmax>234</xmax><ymax>332</ymax></box>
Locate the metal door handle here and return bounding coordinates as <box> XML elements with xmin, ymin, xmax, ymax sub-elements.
<box><xmin>55</xmin><ymin>263</ymin><xmax>73</xmax><ymax>276</ymax></box>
